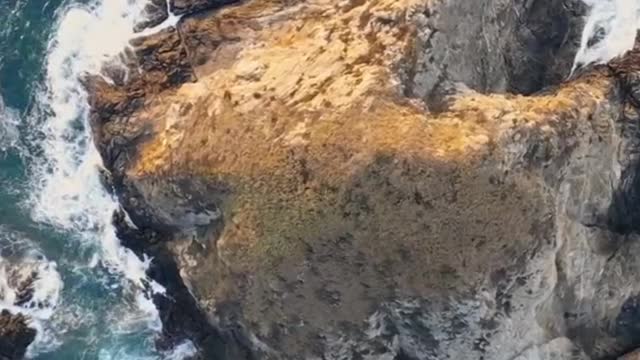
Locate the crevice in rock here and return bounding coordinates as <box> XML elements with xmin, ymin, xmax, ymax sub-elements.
<box><xmin>170</xmin><ymin>0</ymin><xmax>241</xmax><ymax>16</ymax></box>
<box><xmin>548</xmin><ymin>49</ymin><xmax>640</xmax><ymax>360</ymax></box>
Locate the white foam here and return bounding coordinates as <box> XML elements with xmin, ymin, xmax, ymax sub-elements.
<box><xmin>25</xmin><ymin>0</ymin><xmax>183</xmax><ymax>356</ymax></box>
<box><xmin>139</xmin><ymin>1</ymin><xmax>182</xmax><ymax>37</ymax></box>
<box><xmin>163</xmin><ymin>340</ymin><xmax>198</xmax><ymax>360</ymax></box>
<box><xmin>0</xmin><ymin>98</ymin><xmax>21</xmax><ymax>153</ymax></box>
<box><xmin>30</xmin><ymin>0</ymin><xmax>176</xmax><ymax>289</ymax></box>
<box><xmin>0</xmin><ymin>227</ymin><xmax>64</xmax><ymax>356</ymax></box>
<box><xmin>95</xmin><ymin>339</ymin><xmax>196</xmax><ymax>360</ymax></box>
<box><xmin>0</xmin><ymin>258</ymin><xmax>62</xmax><ymax>317</ymax></box>
<box><xmin>572</xmin><ymin>0</ymin><xmax>640</xmax><ymax>72</ymax></box>
<box><xmin>0</xmin><ymin>229</ymin><xmax>62</xmax><ymax>319</ymax></box>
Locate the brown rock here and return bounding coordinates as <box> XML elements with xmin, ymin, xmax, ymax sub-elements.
<box><xmin>0</xmin><ymin>310</ymin><xmax>36</xmax><ymax>360</ymax></box>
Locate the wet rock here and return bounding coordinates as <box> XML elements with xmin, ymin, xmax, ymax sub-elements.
<box><xmin>112</xmin><ymin>208</ymin><xmax>253</xmax><ymax>360</ymax></box>
<box><xmin>0</xmin><ymin>310</ymin><xmax>36</xmax><ymax>360</ymax></box>
<box><xmin>134</xmin><ymin>0</ymin><xmax>169</xmax><ymax>32</ymax></box>
<box><xmin>169</xmin><ymin>0</ymin><xmax>239</xmax><ymax>15</ymax></box>
<box><xmin>505</xmin><ymin>0</ymin><xmax>587</xmax><ymax>94</ymax></box>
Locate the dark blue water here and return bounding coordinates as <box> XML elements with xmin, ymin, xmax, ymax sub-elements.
<box><xmin>0</xmin><ymin>1</ymin><xmax>191</xmax><ymax>358</ymax></box>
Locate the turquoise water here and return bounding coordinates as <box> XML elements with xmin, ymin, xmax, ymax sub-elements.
<box><xmin>0</xmin><ymin>1</ymin><xmax>187</xmax><ymax>358</ymax></box>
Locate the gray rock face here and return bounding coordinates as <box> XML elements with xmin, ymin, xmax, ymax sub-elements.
<box><xmin>123</xmin><ymin>176</ymin><xmax>223</xmax><ymax>232</ymax></box>
<box><xmin>309</xmin><ymin>65</ymin><xmax>640</xmax><ymax>360</ymax></box>
<box><xmin>134</xmin><ymin>0</ymin><xmax>169</xmax><ymax>32</ymax></box>
<box><xmin>407</xmin><ymin>0</ymin><xmax>587</xmax><ymax>107</ymax></box>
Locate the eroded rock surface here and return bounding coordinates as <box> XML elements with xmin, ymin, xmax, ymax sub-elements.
<box><xmin>89</xmin><ymin>0</ymin><xmax>640</xmax><ymax>358</ymax></box>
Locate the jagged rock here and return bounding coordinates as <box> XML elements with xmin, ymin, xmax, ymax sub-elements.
<box><xmin>0</xmin><ymin>310</ymin><xmax>35</xmax><ymax>360</ymax></box>
<box><xmin>88</xmin><ymin>0</ymin><xmax>640</xmax><ymax>359</ymax></box>
<box><xmin>622</xmin><ymin>349</ymin><xmax>640</xmax><ymax>360</ymax></box>
<box><xmin>170</xmin><ymin>0</ymin><xmax>239</xmax><ymax>15</ymax></box>
<box><xmin>134</xmin><ymin>0</ymin><xmax>169</xmax><ymax>32</ymax></box>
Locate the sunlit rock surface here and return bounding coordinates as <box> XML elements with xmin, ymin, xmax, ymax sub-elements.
<box><xmin>89</xmin><ymin>0</ymin><xmax>640</xmax><ymax>358</ymax></box>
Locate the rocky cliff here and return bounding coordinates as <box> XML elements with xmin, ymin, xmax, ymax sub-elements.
<box><xmin>89</xmin><ymin>0</ymin><xmax>640</xmax><ymax>359</ymax></box>
<box><xmin>0</xmin><ymin>253</ymin><xmax>47</xmax><ymax>359</ymax></box>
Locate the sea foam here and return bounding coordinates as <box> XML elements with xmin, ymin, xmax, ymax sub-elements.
<box><xmin>25</xmin><ymin>0</ymin><xmax>181</xmax><ymax>357</ymax></box>
<box><xmin>0</xmin><ymin>227</ymin><xmax>63</xmax><ymax>356</ymax></box>
<box><xmin>0</xmin><ymin>98</ymin><xmax>21</xmax><ymax>153</ymax></box>
<box><xmin>573</xmin><ymin>0</ymin><xmax>640</xmax><ymax>72</ymax></box>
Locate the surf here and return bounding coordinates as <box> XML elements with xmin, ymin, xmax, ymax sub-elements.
<box><xmin>13</xmin><ymin>0</ymin><xmax>191</xmax><ymax>357</ymax></box>
<box><xmin>572</xmin><ymin>0</ymin><xmax>640</xmax><ymax>73</ymax></box>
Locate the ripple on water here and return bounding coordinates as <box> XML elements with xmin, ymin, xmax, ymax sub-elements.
<box><xmin>0</xmin><ymin>97</ymin><xmax>20</xmax><ymax>153</ymax></box>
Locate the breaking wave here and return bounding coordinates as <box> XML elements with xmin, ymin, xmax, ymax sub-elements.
<box><xmin>573</xmin><ymin>0</ymin><xmax>640</xmax><ymax>71</ymax></box>
<box><xmin>12</xmin><ymin>0</ymin><xmax>185</xmax><ymax>357</ymax></box>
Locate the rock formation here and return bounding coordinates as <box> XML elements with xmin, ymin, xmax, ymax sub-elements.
<box><xmin>0</xmin><ymin>244</ymin><xmax>58</xmax><ymax>359</ymax></box>
<box><xmin>88</xmin><ymin>0</ymin><xmax>640</xmax><ymax>358</ymax></box>
<box><xmin>0</xmin><ymin>311</ymin><xmax>35</xmax><ymax>360</ymax></box>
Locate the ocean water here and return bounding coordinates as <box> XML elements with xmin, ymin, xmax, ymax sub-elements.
<box><xmin>0</xmin><ymin>0</ymin><xmax>193</xmax><ymax>358</ymax></box>
<box><xmin>0</xmin><ymin>0</ymin><xmax>638</xmax><ymax>358</ymax></box>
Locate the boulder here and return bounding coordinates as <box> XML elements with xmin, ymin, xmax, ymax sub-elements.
<box><xmin>0</xmin><ymin>311</ymin><xmax>35</xmax><ymax>360</ymax></box>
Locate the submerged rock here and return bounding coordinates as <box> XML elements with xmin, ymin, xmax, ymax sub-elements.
<box><xmin>88</xmin><ymin>0</ymin><xmax>640</xmax><ymax>358</ymax></box>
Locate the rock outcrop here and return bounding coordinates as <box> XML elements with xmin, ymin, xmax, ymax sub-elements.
<box><xmin>0</xmin><ymin>235</ymin><xmax>62</xmax><ymax>359</ymax></box>
<box><xmin>89</xmin><ymin>0</ymin><xmax>640</xmax><ymax>359</ymax></box>
<box><xmin>0</xmin><ymin>311</ymin><xmax>35</xmax><ymax>360</ymax></box>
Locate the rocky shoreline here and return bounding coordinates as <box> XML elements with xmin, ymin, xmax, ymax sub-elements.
<box><xmin>0</xmin><ymin>251</ymin><xmax>53</xmax><ymax>359</ymax></box>
<box><xmin>86</xmin><ymin>0</ymin><xmax>640</xmax><ymax>359</ymax></box>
